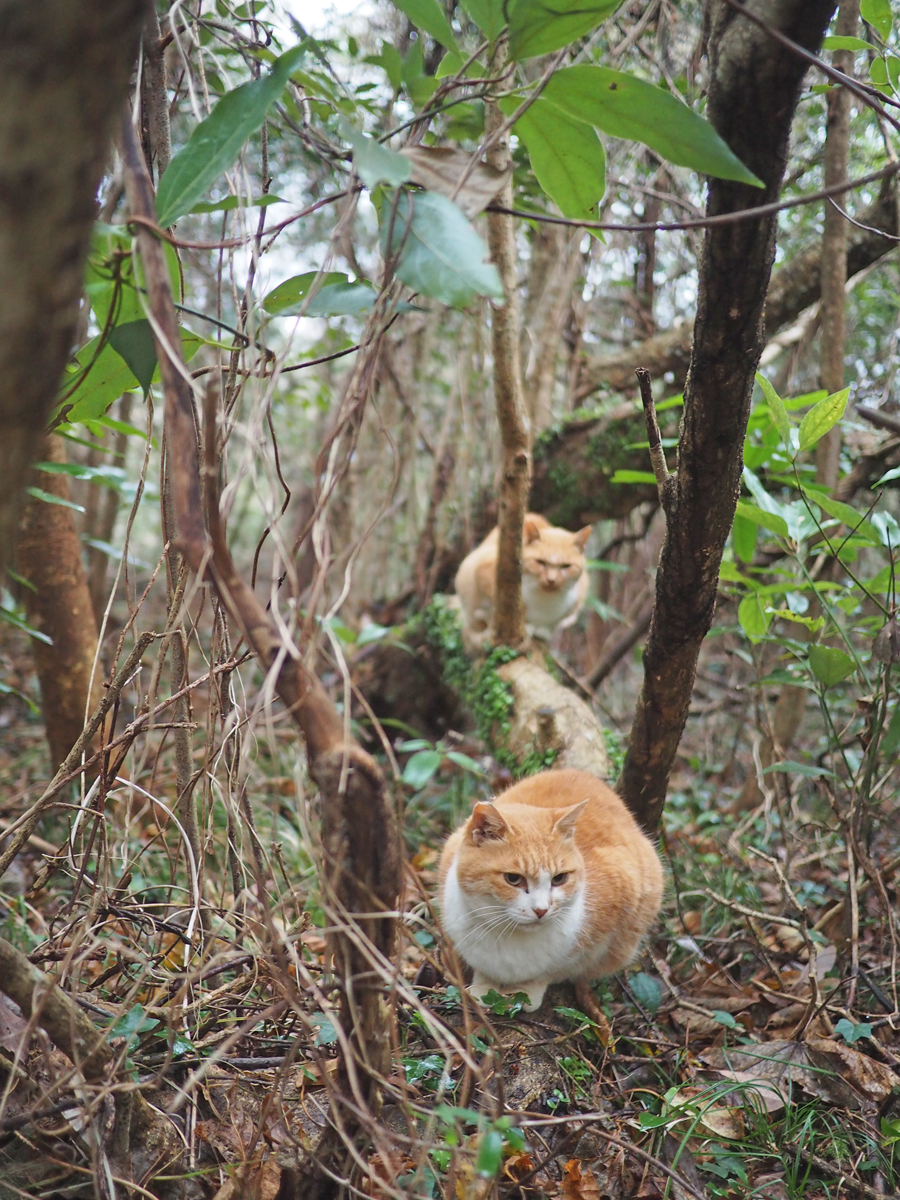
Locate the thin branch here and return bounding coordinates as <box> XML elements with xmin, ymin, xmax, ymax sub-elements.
<box><xmin>635</xmin><ymin>367</ymin><xmax>675</xmax><ymax>513</ymax></box>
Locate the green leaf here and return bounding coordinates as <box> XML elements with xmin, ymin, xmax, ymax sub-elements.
<box><xmin>402</xmin><ymin>748</ymin><xmax>443</xmax><ymax>788</ymax></box>
<box><xmin>310</xmin><ymin>1012</ymin><xmax>339</xmax><ymax>1046</ymax></box>
<box><xmin>738</xmin><ymin>593</ymin><xmax>771</xmax><ymax>642</ymax></box>
<box><xmin>508</xmin><ymin>0</ymin><xmax>624</xmax><ymax>60</ymax></box>
<box><xmin>769</xmin><ymin>610</ymin><xmax>825</xmax><ymax>632</ymax></box>
<box><xmin>881</xmin><ymin>703</ymin><xmax>900</xmax><ymax>759</ymax></box>
<box><xmin>365</xmin><ymin>42</ymin><xmax>403</xmax><ymax>92</ymax></box>
<box><xmin>762</xmin><ymin>760</ymin><xmax>834</xmax><ymax>778</ymax></box>
<box><xmin>263</xmin><ymin>271</ymin><xmax>376</xmax><ymax>317</ymax></box>
<box><xmin>734</xmin><ymin>500</ymin><xmax>789</xmax><ymax>539</ymax></box>
<box><xmin>713</xmin><ymin>1010</ymin><xmax>738</xmax><ymax>1029</ymax></box>
<box><xmin>861</xmin><ymin>0</ymin><xmax>892</xmax><ymax>40</ymax></box>
<box><xmin>808</xmin><ymin>644</ymin><xmax>856</xmax><ymax>688</ymax></box>
<box><xmin>755</xmin><ymin>372</ymin><xmax>791</xmax><ymax>446</ymax></box>
<box><xmin>341</xmin><ymin>123</ymin><xmax>412</xmax><ymax>188</ymax></box>
<box><xmin>461</xmin><ymin>0</ymin><xmax>506</xmax><ymax>42</ymax></box>
<box><xmin>797</xmin><ymin>387</ymin><xmax>849</xmax><ymax>451</ymax></box>
<box><xmin>873</xmin><ymin>465</ymin><xmax>900</xmax><ymax>487</ymax></box>
<box><xmin>445</xmin><ymin>750</ymin><xmax>486</xmax><ymax>774</ymax></box>
<box><xmin>539</xmin><ymin>67</ymin><xmax>763</xmax><ymax>187</ymax></box>
<box><xmin>834</xmin><ymin>1017</ymin><xmax>873</xmax><ymax>1044</ymax></box>
<box><xmin>731</xmin><ymin>512</ymin><xmax>758</xmax><ymax>563</ymax></box>
<box><xmin>381</xmin><ymin>191</ymin><xmax>503</xmax><ymax>308</ymax></box>
<box><xmin>475</xmin><ymin>1129</ymin><xmax>504</xmax><ymax>1178</ymax></box>
<box><xmin>610</xmin><ymin>469</ymin><xmax>656</xmax><ymax>484</ymax></box>
<box><xmin>629</xmin><ymin>971</ymin><xmax>661</xmax><ymax>1015</ymax></box>
<box><xmin>108</xmin><ymin>319</ymin><xmax>158</xmax><ymax>396</ymax></box>
<box><xmin>156</xmin><ymin>44</ymin><xmax>305</xmax><ymax>228</ymax></box>
<box><xmin>189</xmin><ymin>193</ymin><xmax>284</xmax><ymax>214</ymax></box>
<box><xmin>26</xmin><ymin>487</ymin><xmax>85</xmax><ymax>514</ymax></box>
<box><xmin>502</xmin><ymin>95</ymin><xmax>606</xmax><ymax>222</ymax></box>
<box><xmin>393</xmin><ymin>0</ymin><xmax>458</xmax><ymax>49</ymax></box>
<box><xmin>799</xmin><ymin>487</ymin><xmax>879</xmax><ymax>544</ymax></box>
<box><xmin>821</xmin><ymin>35</ymin><xmax>875</xmax><ymax>51</ymax></box>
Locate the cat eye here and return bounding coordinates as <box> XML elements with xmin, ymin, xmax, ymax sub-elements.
<box><xmin>504</xmin><ymin>872</ymin><xmax>525</xmax><ymax>887</ymax></box>
<box><xmin>551</xmin><ymin>872</ymin><xmax>569</xmax><ymax>886</ymax></box>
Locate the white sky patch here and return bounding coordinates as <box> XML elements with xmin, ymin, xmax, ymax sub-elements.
<box><xmin>280</xmin><ymin>0</ymin><xmax>379</xmax><ymax>39</ymax></box>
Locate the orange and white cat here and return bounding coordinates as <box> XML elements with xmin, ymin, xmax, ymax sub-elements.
<box><xmin>438</xmin><ymin>769</ymin><xmax>663</xmax><ymax>1011</ymax></box>
<box><xmin>454</xmin><ymin>514</ymin><xmax>592</xmax><ymax>647</ymax></box>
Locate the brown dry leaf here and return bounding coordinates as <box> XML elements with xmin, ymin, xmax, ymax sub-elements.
<box><xmin>561</xmin><ymin>1158</ymin><xmax>601</xmax><ymax>1200</ymax></box>
<box><xmin>364</xmin><ymin>1152</ymin><xmax>417</xmax><ymax>1199</ymax></box>
<box><xmin>806</xmin><ymin>1036</ymin><xmax>900</xmax><ymax>1103</ymax></box>
<box><xmin>681</xmin><ymin>910</ymin><xmax>702</xmax><ymax>934</ymax></box>
<box><xmin>702</xmin><ymin>1039</ymin><xmax>861</xmax><ymax>1113</ymax></box>
<box><xmin>399</xmin><ymin>146</ymin><xmax>512</xmax><ymax>218</ymax></box>
<box><xmin>676</xmin><ymin>1086</ymin><xmax>745</xmax><ymax>1139</ymax></box>
<box><xmin>502</xmin><ymin>1152</ymin><xmax>535</xmax><ymax>1182</ymax></box>
<box><xmin>210</xmin><ymin>1160</ymin><xmax>282</xmax><ymax>1200</ymax></box>
<box><xmin>455</xmin><ymin>1163</ymin><xmax>493</xmax><ymax>1200</ymax></box>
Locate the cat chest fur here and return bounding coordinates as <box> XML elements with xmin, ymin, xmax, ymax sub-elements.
<box><xmin>442</xmin><ymin>859</ymin><xmax>594</xmax><ymax>984</ymax></box>
<box><xmin>521</xmin><ymin>573</ymin><xmax>583</xmax><ymax>637</ymax></box>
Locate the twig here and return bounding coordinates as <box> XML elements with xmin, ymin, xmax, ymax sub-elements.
<box><xmin>857</xmin><ymin>405</ymin><xmax>900</xmax><ymax>437</ymax></box>
<box><xmin>586</xmin><ymin>596</ymin><xmax>654</xmax><ymax>688</ymax></box>
<box><xmin>635</xmin><ymin>367</ymin><xmax>675</xmax><ymax>514</ymax></box>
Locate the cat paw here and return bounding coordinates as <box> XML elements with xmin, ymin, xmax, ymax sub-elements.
<box><xmin>519</xmin><ymin>983</ymin><xmax>547</xmax><ymax>1012</ymax></box>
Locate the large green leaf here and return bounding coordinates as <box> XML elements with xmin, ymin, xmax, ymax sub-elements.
<box><xmin>461</xmin><ymin>0</ymin><xmax>506</xmax><ymax>42</ymax></box>
<box><xmin>861</xmin><ymin>0</ymin><xmax>892</xmax><ymax>40</ymax></box>
<box><xmin>508</xmin><ymin>0</ymin><xmax>624</xmax><ymax>60</ymax></box>
<box><xmin>738</xmin><ymin>593</ymin><xmax>771</xmax><ymax>642</ymax></box>
<box><xmin>108</xmin><ymin>320</ymin><xmax>157</xmax><ymax>396</ymax></box>
<box><xmin>381</xmin><ymin>191</ymin><xmax>503</xmax><ymax>308</ymax></box>
<box><xmin>731</xmin><ymin>512</ymin><xmax>758</xmax><ymax>563</ymax></box>
<box><xmin>539</xmin><ymin>67</ymin><xmax>763</xmax><ymax>187</ymax></box>
<box><xmin>502</xmin><ymin>95</ymin><xmax>606</xmax><ymax>221</ymax></box>
<box><xmin>808</xmin><ymin>644</ymin><xmax>856</xmax><ymax>688</ymax></box>
<box><xmin>734</xmin><ymin>500</ymin><xmax>789</xmax><ymax>539</ymax></box>
<box><xmin>392</xmin><ymin>0</ymin><xmax>457</xmax><ymax>49</ymax></box>
<box><xmin>341</xmin><ymin>124</ymin><xmax>412</xmax><ymax>189</ymax></box>
<box><xmin>797</xmin><ymin>387</ymin><xmax>849</xmax><ymax>452</ymax></box>
<box><xmin>156</xmin><ymin>44</ymin><xmax>304</xmax><ymax>228</ymax></box>
<box><xmin>263</xmin><ymin>271</ymin><xmax>377</xmax><ymax>317</ymax></box>
<box><xmin>755</xmin><ymin>372</ymin><xmax>791</xmax><ymax>447</ymax></box>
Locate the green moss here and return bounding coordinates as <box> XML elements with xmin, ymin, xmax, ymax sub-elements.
<box><xmin>419</xmin><ymin>599</ymin><xmax>549</xmax><ymax>777</ymax></box>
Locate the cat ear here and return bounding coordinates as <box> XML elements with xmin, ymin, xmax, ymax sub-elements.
<box><xmin>470</xmin><ymin>803</ymin><xmax>508</xmax><ymax>844</ymax></box>
<box><xmin>523</xmin><ymin>515</ymin><xmax>543</xmax><ymax>544</ymax></box>
<box><xmin>573</xmin><ymin>525</ymin><xmax>592</xmax><ymax>551</ymax></box>
<box><xmin>553</xmin><ymin>799</ymin><xmax>589</xmax><ymax>839</ymax></box>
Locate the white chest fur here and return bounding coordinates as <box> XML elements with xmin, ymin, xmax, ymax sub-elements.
<box><xmin>522</xmin><ymin>574</ymin><xmax>582</xmax><ymax>639</ymax></box>
<box><xmin>442</xmin><ymin>859</ymin><xmax>589</xmax><ymax>986</ymax></box>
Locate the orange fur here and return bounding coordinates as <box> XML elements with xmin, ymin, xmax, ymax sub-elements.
<box><xmin>454</xmin><ymin>513</ymin><xmax>592</xmax><ymax>648</ymax></box>
<box><xmin>438</xmin><ymin>769</ymin><xmax>663</xmax><ymax>1010</ymax></box>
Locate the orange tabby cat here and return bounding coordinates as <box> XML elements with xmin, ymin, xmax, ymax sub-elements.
<box><xmin>454</xmin><ymin>513</ymin><xmax>592</xmax><ymax>647</ymax></box>
<box><xmin>439</xmin><ymin>769</ymin><xmax>663</xmax><ymax>1011</ymax></box>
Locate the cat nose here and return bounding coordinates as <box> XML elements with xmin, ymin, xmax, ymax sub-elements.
<box><xmin>533</xmin><ymin>907</ymin><xmax>548</xmax><ymax>919</ymax></box>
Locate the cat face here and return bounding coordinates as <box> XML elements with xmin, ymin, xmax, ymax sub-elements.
<box><xmin>522</xmin><ymin>519</ymin><xmax>591</xmax><ymax>594</ymax></box>
<box><xmin>454</xmin><ymin>800</ymin><xmax>587</xmax><ymax>928</ymax></box>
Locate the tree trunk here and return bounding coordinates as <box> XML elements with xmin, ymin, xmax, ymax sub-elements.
<box><xmin>0</xmin><ymin>0</ymin><xmax>145</xmax><ymax>571</ymax></box>
<box><xmin>486</xmin><ymin>42</ymin><xmax>531</xmax><ymax>646</ymax></box>
<box><xmin>16</xmin><ymin>434</ymin><xmax>103</xmax><ymax>768</ymax></box>
<box><xmin>618</xmin><ymin>0</ymin><xmax>838</xmax><ymax>834</ymax></box>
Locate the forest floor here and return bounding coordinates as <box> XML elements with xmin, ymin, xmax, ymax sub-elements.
<box><xmin>0</xmin><ymin>607</ymin><xmax>899</xmax><ymax>1200</ymax></box>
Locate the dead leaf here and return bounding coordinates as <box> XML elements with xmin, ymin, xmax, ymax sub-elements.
<box><xmin>675</xmin><ymin>1086</ymin><xmax>745</xmax><ymax>1139</ymax></box>
<box><xmin>502</xmin><ymin>1152</ymin><xmax>535</xmax><ymax>1182</ymax></box>
<box><xmin>399</xmin><ymin>146</ymin><xmax>511</xmax><ymax>219</ymax></box>
<box><xmin>806</xmin><ymin>1036</ymin><xmax>900</xmax><ymax>1103</ymax></box>
<box><xmin>561</xmin><ymin>1159</ymin><xmax>601</xmax><ymax>1200</ymax></box>
<box><xmin>702</xmin><ymin>1039</ymin><xmax>861</xmax><ymax>1113</ymax></box>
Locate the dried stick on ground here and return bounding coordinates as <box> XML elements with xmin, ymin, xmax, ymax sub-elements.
<box><xmin>119</xmin><ymin>116</ymin><xmax>401</xmax><ymax>1157</ymax></box>
<box><xmin>486</xmin><ymin>42</ymin><xmax>531</xmax><ymax>647</ymax></box>
<box><xmin>618</xmin><ymin>0</ymin><xmax>837</xmax><ymax>834</ymax></box>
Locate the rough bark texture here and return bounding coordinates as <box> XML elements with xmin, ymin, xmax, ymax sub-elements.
<box><xmin>0</xmin><ymin>0</ymin><xmax>146</xmax><ymax>570</ymax></box>
<box><xmin>486</xmin><ymin>48</ymin><xmax>531</xmax><ymax>647</ymax></box>
<box><xmin>618</xmin><ymin>0</ymin><xmax>838</xmax><ymax>833</ymax></box>
<box><xmin>16</xmin><ymin>434</ymin><xmax>102</xmax><ymax>768</ymax></box>
<box><xmin>817</xmin><ymin>0</ymin><xmax>858</xmax><ymax>485</ymax></box>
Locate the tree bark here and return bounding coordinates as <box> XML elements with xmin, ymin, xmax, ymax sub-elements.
<box><xmin>618</xmin><ymin>0</ymin><xmax>838</xmax><ymax>834</ymax></box>
<box><xmin>486</xmin><ymin>43</ymin><xmax>531</xmax><ymax>646</ymax></box>
<box><xmin>16</xmin><ymin>434</ymin><xmax>103</xmax><ymax>768</ymax></box>
<box><xmin>0</xmin><ymin>0</ymin><xmax>145</xmax><ymax>571</ymax></box>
